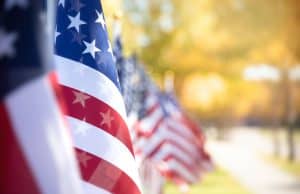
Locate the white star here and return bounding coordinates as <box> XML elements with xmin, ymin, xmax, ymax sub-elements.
<box><xmin>68</xmin><ymin>13</ymin><xmax>86</xmax><ymax>32</ymax></box>
<box><xmin>5</xmin><ymin>0</ymin><xmax>28</xmax><ymax>10</ymax></box>
<box><xmin>74</xmin><ymin>118</ymin><xmax>89</xmax><ymax>136</ymax></box>
<box><xmin>58</xmin><ymin>0</ymin><xmax>65</xmax><ymax>7</ymax></box>
<box><xmin>82</xmin><ymin>40</ymin><xmax>101</xmax><ymax>59</ymax></box>
<box><xmin>72</xmin><ymin>91</ymin><xmax>90</xmax><ymax>107</ymax></box>
<box><xmin>0</xmin><ymin>29</ymin><xmax>18</xmax><ymax>59</ymax></box>
<box><xmin>95</xmin><ymin>10</ymin><xmax>106</xmax><ymax>29</ymax></box>
<box><xmin>100</xmin><ymin>110</ymin><xmax>114</xmax><ymax>129</ymax></box>
<box><xmin>54</xmin><ymin>26</ymin><xmax>61</xmax><ymax>45</ymax></box>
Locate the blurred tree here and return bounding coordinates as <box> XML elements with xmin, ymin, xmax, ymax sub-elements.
<box><xmin>103</xmin><ymin>0</ymin><xmax>300</xmax><ymax>128</ymax></box>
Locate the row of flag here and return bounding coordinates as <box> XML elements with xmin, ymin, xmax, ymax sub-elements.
<box><xmin>113</xmin><ymin>22</ymin><xmax>213</xmax><ymax>193</ymax></box>
<box><xmin>0</xmin><ymin>0</ymin><xmax>212</xmax><ymax>194</ymax></box>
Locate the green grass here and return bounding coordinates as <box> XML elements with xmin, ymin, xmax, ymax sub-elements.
<box><xmin>266</xmin><ymin>156</ymin><xmax>300</xmax><ymax>178</ymax></box>
<box><xmin>260</xmin><ymin>128</ymin><xmax>300</xmax><ymax>177</ymax></box>
<box><xmin>164</xmin><ymin>167</ymin><xmax>252</xmax><ymax>194</ymax></box>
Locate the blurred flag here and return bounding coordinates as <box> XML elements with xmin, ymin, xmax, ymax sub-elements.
<box><xmin>112</xmin><ymin>19</ymin><xmax>145</xmax><ymax>118</ymax></box>
<box><xmin>110</xmin><ymin>7</ymin><xmax>212</xmax><ymax>192</ymax></box>
<box><xmin>134</xmin><ymin>86</ymin><xmax>202</xmax><ymax>190</ymax></box>
<box><xmin>113</xmin><ymin>19</ymin><xmax>133</xmax><ymax>113</ymax></box>
<box><xmin>55</xmin><ymin>0</ymin><xmax>141</xmax><ymax>193</ymax></box>
<box><xmin>131</xmin><ymin>66</ymin><xmax>213</xmax><ymax>191</ymax></box>
<box><xmin>0</xmin><ymin>1</ymin><xmax>83</xmax><ymax>193</ymax></box>
<box><xmin>181</xmin><ymin>115</ymin><xmax>214</xmax><ymax>172</ymax></box>
<box><xmin>112</xmin><ymin>21</ymin><xmax>165</xmax><ymax>194</ymax></box>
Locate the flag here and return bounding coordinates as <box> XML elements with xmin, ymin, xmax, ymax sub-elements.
<box><xmin>0</xmin><ymin>1</ymin><xmax>83</xmax><ymax>193</ymax></box>
<box><xmin>132</xmin><ymin>69</ymin><xmax>213</xmax><ymax>190</ymax></box>
<box><xmin>55</xmin><ymin>0</ymin><xmax>141</xmax><ymax>193</ymax></box>
<box><xmin>134</xmin><ymin>87</ymin><xmax>202</xmax><ymax>188</ymax></box>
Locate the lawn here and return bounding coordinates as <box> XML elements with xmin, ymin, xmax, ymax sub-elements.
<box><xmin>266</xmin><ymin>156</ymin><xmax>300</xmax><ymax>177</ymax></box>
<box><xmin>164</xmin><ymin>167</ymin><xmax>252</xmax><ymax>194</ymax></box>
<box><xmin>260</xmin><ymin>128</ymin><xmax>300</xmax><ymax>177</ymax></box>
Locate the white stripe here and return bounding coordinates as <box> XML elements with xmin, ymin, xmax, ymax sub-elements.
<box><xmin>139</xmin><ymin>107</ymin><xmax>163</xmax><ymax>133</ymax></box>
<box><xmin>67</xmin><ymin>116</ymin><xmax>142</xmax><ymax>191</ymax></box>
<box><xmin>82</xmin><ymin>181</ymin><xmax>111</xmax><ymax>194</ymax></box>
<box><xmin>160</xmin><ymin>159</ymin><xmax>197</xmax><ymax>183</ymax></box>
<box><xmin>162</xmin><ymin>127</ymin><xmax>199</xmax><ymax>156</ymax></box>
<box><xmin>6</xmin><ymin>75</ymin><xmax>83</xmax><ymax>194</ymax></box>
<box><xmin>136</xmin><ymin>125</ymin><xmax>198</xmax><ymax>158</ymax></box>
<box><xmin>166</xmin><ymin>118</ymin><xmax>195</xmax><ymax>140</ymax></box>
<box><xmin>55</xmin><ymin>55</ymin><xmax>127</xmax><ymax>122</ymax></box>
<box><xmin>145</xmin><ymin>94</ymin><xmax>157</xmax><ymax>108</ymax></box>
<box><xmin>139</xmin><ymin>160</ymin><xmax>164</xmax><ymax>194</ymax></box>
<box><xmin>152</xmin><ymin>143</ymin><xmax>192</xmax><ymax>165</ymax></box>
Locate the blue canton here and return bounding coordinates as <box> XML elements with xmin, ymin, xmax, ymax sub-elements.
<box><xmin>55</xmin><ymin>0</ymin><xmax>120</xmax><ymax>89</ymax></box>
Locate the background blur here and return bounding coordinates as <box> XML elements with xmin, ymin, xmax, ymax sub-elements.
<box><xmin>104</xmin><ymin>0</ymin><xmax>300</xmax><ymax>127</ymax></box>
<box><xmin>103</xmin><ymin>0</ymin><xmax>300</xmax><ymax>193</ymax></box>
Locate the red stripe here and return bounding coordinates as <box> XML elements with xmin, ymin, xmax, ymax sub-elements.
<box><xmin>136</xmin><ymin>138</ymin><xmax>202</xmax><ymax>177</ymax></box>
<box><xmin>160</xmin><ymin>164</ymin><xmax>200</xmax><ymax>185</ymax></box>
<box><xmin>135</xmin><ymin>121</ymin><xmax>203</xmax><ymax>162</ymax></box>
<box><xmin>148</xmin><ymin>140</ymin><xmax>202</xmax><ymax>176</ymax></box>
<box><xmin>145</xmin><ymin>102</ymin><xmax>159</xmax><ymax>116</ymax></box>
<box><xmin>161</xmin><ymin>169</ymin><xmax>192</xmax><ymax>185</ymax></box>
<box><xmin>180</xmin><ymin>117</ymin><xmax>212</xmax><ymax>160</ymax></box>
<box><xmin>134</xmin><ymin>116</ymin><xmax>164</xmax><ymax>138</ymax></box>
<box><xmin>162</xmin><ymin>155</ymin><xmax>201</xmax><ymax>177</ymax></box>
<box><xmin>75</xmin><ymin>148</ymin><xmax>140</xmax><ymax>194</ymax></box>
<box><xmin>60</xmin><ymin>85</ymin><xmax>134</xmax><ymax>155</ymax></box>
<box><xmin>167</xmin><ymin>123</ymin><xmax>202</xmax><ymax>152</ymax></box>
<box><xmin>181</xmin><ymin>115</ymin><xmax>205</xmax><ymax>143</ymax></box>
<box><xmin>0</xmin><ymin>103</ymin><xmax>40</xmax><ymax>194</ymax></box>
<box><xmin>166</xmin><ymin>119</ymin><xmax>206</xmax><ymax>156</ymax></box>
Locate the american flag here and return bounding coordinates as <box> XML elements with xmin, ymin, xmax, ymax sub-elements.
<box><xmin>112</xmin><ymin>21</ymin><xmax>144</xmax><ymax>116</ymax></box>
<box><xmin>113</xmin><ymin>21</ymin><xmax>131</xmax><ymax>113</ymax></box>
<box><xmin>135</xmin><ymin>89</ymin><xmax>201</xmax><ymax>183</ymax></box>
<box><xmin>54</xmin><ymin>0</ymin><xmax>141</xmax><ymax>193</ymax></box>
<box><xmin>0</xmin><ymin>0</ymin><xmax>83</xmax><ymax>193</ymax></box>
<box><xmin>132</xmin><ymin>75</ymin><xmax>206</xmax><ymax>190</ymax></box>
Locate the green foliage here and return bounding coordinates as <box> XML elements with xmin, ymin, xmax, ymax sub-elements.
<box><xmin>103</xmin><ymin>0</ymin><xmax>300</xmax><ymax>124</ymax></box>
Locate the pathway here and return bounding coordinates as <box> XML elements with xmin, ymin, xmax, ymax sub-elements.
<box><xmin>207</xmin><ymin>127</ymin><xmax>300</xmax><ymax>194</ymax></box>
